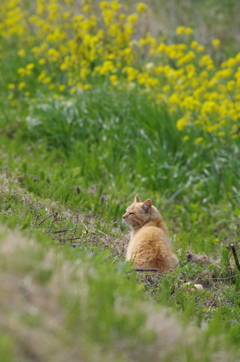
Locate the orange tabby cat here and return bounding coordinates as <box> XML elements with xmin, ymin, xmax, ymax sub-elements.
<box><xmin>123</xmin><ymin>195</ymin><xmax>178</xmax><ymax>272</ymax></box>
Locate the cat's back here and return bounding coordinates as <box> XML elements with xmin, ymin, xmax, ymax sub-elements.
<box><xmin>127</xmin><ymin>224</ymin><xmax>177</xmax><ymax>269</ymax></box>
<box><xmin>131</xmin><ymin>223</ymin><xmax>170</xmax><ymax>251</ymax></box>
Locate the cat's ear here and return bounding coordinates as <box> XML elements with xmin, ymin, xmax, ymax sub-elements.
<box><xmin>142</xmin><ymin>199</ymin><xmax>152</xmax><ymax>212</ymax></box>
<box><xmin>134</xmin><ymin>195</ymin><xmax>141</xmax><ymax>203</ymax></box>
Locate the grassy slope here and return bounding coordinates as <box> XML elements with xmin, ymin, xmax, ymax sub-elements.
<box><xmin>1</xmin><ymin>223</ymin><xmax>238</xmax><ymax>362</ymax></box>
<box><xmin>1</xmin><ymin>127</ymin><xmax>240</xmax><ymax>361</ymax></box>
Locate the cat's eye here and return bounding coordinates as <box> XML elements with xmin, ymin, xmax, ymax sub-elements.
<box><xmin>129</xmin><ymin>212</ymin><xmax>135</xmax><ymax>215</ymax></box>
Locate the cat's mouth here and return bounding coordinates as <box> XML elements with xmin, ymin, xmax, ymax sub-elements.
<box><xmin>123</xmin><ymin>217</ymin><xmax>138</xmax><ymax>229</ymax></box>
<box><xmin>122</xmin><ymin>216</ymin><xmax>131</xmax><ymax>225</ymax></box>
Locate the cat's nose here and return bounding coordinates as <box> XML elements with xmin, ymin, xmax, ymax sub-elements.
<box><xmin>122</xmin><ymin>213</ymin><xmax>127</xmax><ymax>219</ymax></box>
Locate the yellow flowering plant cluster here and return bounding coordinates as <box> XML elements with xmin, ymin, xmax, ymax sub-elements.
<box><xmin>1</xmin><ymin>0</ymin><xmax>240</xmax><ymax>139</ymax></box>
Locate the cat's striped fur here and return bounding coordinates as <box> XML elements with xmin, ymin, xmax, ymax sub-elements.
<box><xmin>123</xmin><ymin>195</ymin><xmax>178</xmax><ymax>272</ymax></box>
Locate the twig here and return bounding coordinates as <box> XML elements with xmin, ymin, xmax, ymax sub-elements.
<box><xmin>79</xmin><ymin>219</ymin><xmax>89</xmax><ymax>233</ymax></box>
<box><xmin>135</xmin><ymin>268</ymin><xmax>161</xmax><ymax>272</ymax></box>
<box><xmin>212</xmin><ymin>273</ymin><xmax>240</xmax><ymax>281</ymax></box>
<box><xmin>230</xmin><ymin>244</ymin><xmax>240</xmax><ymax>271</ymax></box>
<box><xmin>37</xmin><ymin>210</ymin><xmax>60</xmax><ymax>226</ymax></box>
<box><xmin>132</xmin><ymin>262</ymin><xmax>180</xmax><ymax>274</ymax></box>
<box><xmin>46</xmin><ymin>229</ymin><xmax>69</xmax><ymax>234</ymax></box>
<box><xmin>130</xmin><ymin>262</ymin><xmax>240</xmax><ymax>281</ymax></box>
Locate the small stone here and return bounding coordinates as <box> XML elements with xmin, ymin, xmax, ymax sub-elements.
<box><xmin>181</xmin><ymin>282</ymin><xmax>204</xmax><ymax>292</ymax></box>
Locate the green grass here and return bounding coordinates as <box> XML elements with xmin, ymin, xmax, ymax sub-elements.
<box><xmin>1</xmin><ymin>186</ymin><xmax>240</xmax><ymax>361</ymax></box>
<box><xmin>2</xmin><ymin>137</ymin><xmax>238</xmax><ymax>355</ymax></box>
<box><xmin>1</xmin><ymin>130</ymin><xmax>240</xmax><ymax>360</ymax></box>
<box><xmin>1</xmin><ymin>88</ymin><xmax>239</xmax><ymax>207</ymax></box>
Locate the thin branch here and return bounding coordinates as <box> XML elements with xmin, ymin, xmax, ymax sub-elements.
<box><xmin>133</xmin><ymin>262</ymin><xmax>180</xmax><ymax>274</ymax></box>
<box><xmin>37</xmin><ymin>210</ymin><xmax>60</xmax><ymax>226</ymax></box>
<box><xmin>230</xmin><ymin>244</ymin><xmax>240</xmax><ymax>271</ymax></box>
<box><xmin>212</xmin><ymin>273</ymin><xmax>240</xmax><ymax>280</ymax></box>
<box><xmin>135</xmin><ymin>268</ymin><xmax>161</xmax><ymax>272</ymax></box>
<box><xmin>130</xmin><ymin>261</ymin><xmax>240</xmax><ymax>280</ymax></box>
<box><xmin>46</xmin><ymin>229</ymin><xmax>69</xmax><ymax>234</ymax></box>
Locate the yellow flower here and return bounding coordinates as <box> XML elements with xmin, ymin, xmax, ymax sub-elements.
<box><xmin>47</xmin><ymin>48</ymin><xmax>60</xmax><ymax>62</ymax></box>
<box><xmin>163</xmin><ymin>85</ymin><xmax>170</xmax><ymax>92</ymax></box>
<box><xmin>119</xmin><ymin>14</ymin><xmax>126</xmax><ymax>20</ymax></box>
<box><xmin>157</xmin><ymin>43</ymin><xmax>166</xmax><ymax>52</ymax></box>
<box><xmin>176</xmin><ymin>26</ymin><xmax>193</xmax><ymax>35</ymax></box>
<box><xmin>38</xmin><ymin>58</ymin><xmax>46</xmax><ymax>65</ymax></box>
<box><xmin>195</xmin><ymin>137</ymin><xmax>203</xmax><ymax>144</ymax></box>
<box><xmin>185</xmin><ymin>27</ymin><xmax>193</xmax><ymax>35</ymax></box>
<box><xmin>212</xmin><ymin>39</ymin><xmax>220</xmax><ymax>48</ymax></box>
<box><xmin>110</xmin><ymin>74</ymin><xmax>119</xmax><ymax>86</ymax></box>
<box><xmin>63</xmin><ymin>12</ymin><xmax>70</xmax><ymax>19</ymax></box>
<box><xmin>226</xmin><ymin>58</ymin><xmax>237</xmax><ymax>67</ymax></box>
<box><xmin>60</xmin><ymin>63</ymin><xmax>68</xmax><ymax>71</ymax></box>
<box><xmin>37</xmin><ymin>71</ymin><xmax>46</xmax><ymax>82</ymax></box>
<box><xmin>18</xmin><ymin>68</ymin><xmax>26</xmax><ymax>76</ymax></box>
<box><xmin>177</xmin><ymin>51</ymin><xmax>196</xmax><ymax>66</ymax></box>
<box><xmin>136</xmin><ymin>3</ymin><xmax>147</xmax><ymax>13</ymax></box>
<box><xmin>128</xmin><ymin>14</ymin><xmax>138</xmax><ymax>24</ymax></box>
<box><xmin>83</xmin><ymin>5</ymin><xmax>91</xmax><ymax>12</ymax></box>
<box><xmin>176</xmin><ymin>26</ymin><xmax>185</xmax><ymax>35</ymax></box>
<box><xmin>190</xmin><ymin>41</ymin><xmax>198</xmax><ymax>49</ymax></box>
<box><xmin>197</xmin><ymin>45</ymin><xmax>204</xmax><ymax>52</ymax></box>
<box><xmin>18</xmin><ymin>82</ymin><xmax>26</xmax><ymax>90</ymax></box>
<box><xmin>99</xmin><ymin>60</ymin><xmax>115</xmax><ymax>75</ymax></box>
<box><xmin>72</xmin><ymin>15</ymin><xmax>84</xmax><ymax>22</ymax></box>
<box><xmin>1</xmin><ymin>0</ymin><xmax>239</xmax><ymax>139</ymax></box>
<box><xmin>82</xmin><ymin>84</ymin><xmax>92</xmax><ymax>90</ymax></box>
<box><xmin>18</xmin><ymin>49</ymin><xmax>26</xmax><ymax>57</ymax></box>
<box><xmin>111</xmin><ymin>0</ymin><xmax>121</xmax><ymax>10</ymax></box>
<box><xmin>100</xmin><ymin>1</ymin><xmax>108</xmax><ymax>10</ymax></box>
<box><xmin>43</xmin><ymin>77</ymin><xmax>51</xmax><ymax>84</ymax></box>
<box><xmin>59</xmin><ymin>85</ymin><xmax>65</xmax><ymax>92</ymax></box>
<box><xmin>227</xmin><ymin>80</ymin><xmax>235</xmax><ymax>91</ymax></box>
<box><xmin>199</xmin><ymin>54</ymin><xmax>213</xmax><ymax>68</ymax></box>
<box><xmin>26</xmin><ymin>63</ymin><xmax>35</xmax><ymax>70</ymax></box>
<box><xmin>215</xmin><ymin>68</ymin><xmax>232</xmax><ymax>79</ymax></box>
<box><xmin>176</xmin><ymin>117</ymin><xmax>188</xmax><ymax>131</ymax></box>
